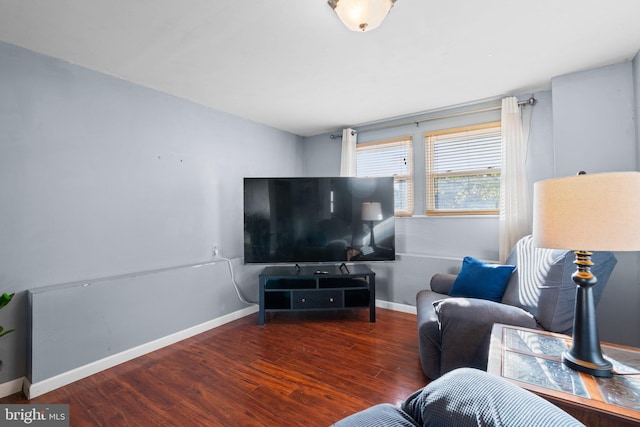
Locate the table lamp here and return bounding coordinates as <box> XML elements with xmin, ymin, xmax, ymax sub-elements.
<box><xmin>361</xmin><ymin>202</ymin><xmax>383</xmax><ymax>247</ymax></box>
<box><xmin>532</xmin><ymin>171</ymin><xmax>640</xmax><ymax>377</ymax></box>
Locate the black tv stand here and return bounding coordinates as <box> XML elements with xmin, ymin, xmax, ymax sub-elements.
<box><xmin>258</xmin><ymin>264</ymin><xmax>375</xmax><ymax>325</ymax></box>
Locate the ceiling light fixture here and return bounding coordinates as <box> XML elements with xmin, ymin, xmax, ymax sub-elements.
<box><xmin>328</xmin><ymin>0</ymin><xmax>397</xmax><ymax>32</ymax></box>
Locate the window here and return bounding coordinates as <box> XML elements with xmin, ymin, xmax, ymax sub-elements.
<box><xmin>356</xmin><ymin>136</ymin><xmax>413</xmax><ymax>216</ymax></box>
<box><xmin>425</xmin><ymin>122</ymin><xmax>501</xmax><ymax>216</ymax></box>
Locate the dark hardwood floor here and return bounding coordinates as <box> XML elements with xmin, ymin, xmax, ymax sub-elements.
<box><xmin>1</xmin><ymin>308</ymin><xmax>429</xmax><ymax>426</ymax></box>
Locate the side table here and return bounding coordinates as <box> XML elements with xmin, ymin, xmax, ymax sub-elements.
<box><xmin>488</xmin><ymin>324</ymin><xmax>640</xmax><ymax>427</ymax></box>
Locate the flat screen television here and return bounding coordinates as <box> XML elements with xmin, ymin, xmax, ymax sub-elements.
<box><xmin>244</xmin><ymin>177</ymin><xmax>395</xmax><ymax>264</ymax></box>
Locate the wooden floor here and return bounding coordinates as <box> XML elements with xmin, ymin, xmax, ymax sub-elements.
<box><xmin>1</xmin><ymin>308</ymin><xmax>428</xmax><ymax>426</ymax></box>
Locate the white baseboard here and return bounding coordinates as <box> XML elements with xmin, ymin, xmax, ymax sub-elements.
<box><xmin>376</xmin><ymin>299</ymin><xmax>417</xmax><ymax>315</ymax></box>
<box><xmin>0</xmin><ymin>377</ymin><xmax>24</xmax><ymax>399</ymax></box>
<box><xmin>20</xmin><ymin>301</ymin><xmax>413</xmax><ymax>399</ymax></box>
<box><xmin>25</xmin><ymin>304</ymin><xmax>258</xmax><ymax>399</ymax></box>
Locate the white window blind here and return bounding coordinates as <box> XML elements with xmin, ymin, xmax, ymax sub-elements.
<box><xmin>425</xmin><ymin>122</ymin><xmax>501</xmax><ymax>215</ymax></box>
<box><xmin>356</xmin><ymin>136</ymin><xmax>413</xmax><ymax>216</ymax></box>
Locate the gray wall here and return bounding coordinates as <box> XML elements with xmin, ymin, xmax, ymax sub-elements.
<box><xmin>303</xmin><ymin>57</ymin><xmax>640</xmax><ymax>346</ymax></box>
<box><xmin>551</xmin><ymin>61</ymin><xmax>639</xmax><ymax>346</ymax></box>
<box><xmin>0</xmin><ymin>41</ymin><xmax>302</xmax><ymax>384</ymax></box>
<box><xmin>551</xmin><ymin>62</ymin><xmax>636</xmax><ymax>176</ymax></box>
<box><xmin>27</xmin><ymin>261</ymin><xmax>261</xmax><ymax>383</ymax></box>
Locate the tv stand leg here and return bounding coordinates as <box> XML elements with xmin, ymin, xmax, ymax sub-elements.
<box><xmin>258</xmin><ymin>279</ymin><xmax>266</xmax><ymax>325</ymax></box>
<box><xmin>369</xmin><ymin>274</ymin><xmax>376</xmax><ymax>322</ymax></box>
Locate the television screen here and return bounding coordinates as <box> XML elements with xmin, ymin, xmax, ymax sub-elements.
<box><xmin>244</xmin><ymin>177</ymin><xmax>395</xmax><ymax>264</ymax></box>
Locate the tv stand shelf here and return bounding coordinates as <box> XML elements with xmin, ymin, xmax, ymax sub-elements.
<box><xmin>258</xmin><ymin>264</ymin><xmax>375</xmax><ymax>325</ymax></box>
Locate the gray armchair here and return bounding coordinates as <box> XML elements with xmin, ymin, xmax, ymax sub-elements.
<box><xmin>416</xmin><ymin>235</ymin><xmax>617</xmax><ymax>380</ymax></box>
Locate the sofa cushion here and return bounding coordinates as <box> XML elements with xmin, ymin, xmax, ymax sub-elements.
<box><xmin>332</xmin><ymin>403</ymin><xmax>419</xmax><ymax>427</ymax></box>
<box><xmin>448</xmin><ymin>256</ymin><xmax>515</xmax><ymax>302</ymax></box>
<box><xmin>434</xmin><ymin>298</ymin><xmax>537</xmax><ymax>374</ymax></box>
<box><xmin>501</xmin><ymin>235</ymin><xmax>616</xmax><ymax>334</ymax></box>
<box><xmin>402</xmin><ymin>368</ymin><xmax>583</xmax><ymax>427</ymax></box>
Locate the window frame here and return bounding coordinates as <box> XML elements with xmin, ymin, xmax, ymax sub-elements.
<box><xmin>425</xmin><ymin>122</ymin><xmax>502</xmax><ymax>216</ymax></box>
<box><xmin>356</xmin><ymin>136</ymin><xmax>414</xmax><ymax>217</ymax></box>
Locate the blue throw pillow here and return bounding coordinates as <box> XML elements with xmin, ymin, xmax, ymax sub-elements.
<box><xmin>449</xmin><ymin>256</ymin><xmax>516</xmax><ymax>302</ymax></box>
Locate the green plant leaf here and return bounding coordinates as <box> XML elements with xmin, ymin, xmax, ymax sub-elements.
<box><xmin>0</xmin><ymin>293</ymin><xmax>15</xmax><ymax>337</ymax></box>
<box><xmin>0</xmin><ymin>293</ymin><xmax>14</xmax><ymax>309</ymax></box>
<box><xmin>0</xmin><ymin>328</ymin><xmax>15</xmax><ymax>338</ymax></box>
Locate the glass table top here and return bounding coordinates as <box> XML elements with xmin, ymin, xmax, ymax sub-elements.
<box><xmin>499</xmin><ymin>326</ymin><xmax>640</xmax><ymax>413</ymax></box>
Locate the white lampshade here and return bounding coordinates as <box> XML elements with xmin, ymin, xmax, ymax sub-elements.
<box><xmin>532</xmin><ymin>171</ymin><xmax>640</xmax><ymax>251</ymax></box>
<box><xmin>362</xmin><ymin>202</ymin><xmax>383</xmax><ymax>221</ymax></box>
<box><xmin>328</xmin><ymin>0</ymin><xmax>396</xmax><ymax>32</ymax></box>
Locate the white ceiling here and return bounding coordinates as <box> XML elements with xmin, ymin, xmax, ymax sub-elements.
<box><xmin>1</xmin><ymin>1</ymin><xmax>639</xmax><ymax>137</ymax></box>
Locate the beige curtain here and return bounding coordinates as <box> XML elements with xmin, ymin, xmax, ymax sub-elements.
<box><xmin>499</xmin><ymin>97</ymin><xmax>531</xmax><ymax>262</ymax></box>
<box><xmin>340</xmin><ymin>128</ymin><xmax>357</xmax><ymax>176</ymax></box>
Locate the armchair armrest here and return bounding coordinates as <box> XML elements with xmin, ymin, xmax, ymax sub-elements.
<box><xmin>435</xmin><ymin>298</ymin><xmax>537</xmax><ymax>374</ymax></box>
<box><xmin>430</xmin><ymin>273</ymin><xmax>457</xmax><ymax>294</ymax></box>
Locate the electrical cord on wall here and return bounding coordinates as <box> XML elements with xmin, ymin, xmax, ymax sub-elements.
<box><xmin>214</xmin><ymin>254</ymin><xmax>256</xmax><ymax>305</ymax></box>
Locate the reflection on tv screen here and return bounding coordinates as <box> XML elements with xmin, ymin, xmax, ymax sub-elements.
<box><xmin>244</xmin><ymin>177</ymin><xmax>395</xmax><ymax>264</ymax></box>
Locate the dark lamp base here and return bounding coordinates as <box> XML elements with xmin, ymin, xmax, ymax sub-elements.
<box><xmin>562</xmin><ymin>351</ymin><xmax>612</xmax><ymax>377</ymax></box>
<box><xmin>564</xmin><ymin>250</ymin><xmax>613</xmax><ymax>378</ymax></box>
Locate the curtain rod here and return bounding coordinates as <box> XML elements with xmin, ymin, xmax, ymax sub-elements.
<box><xmin>329</xmin><ymin>96</ymin><xmax>537</xmax><ymax>139</ymax></box>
